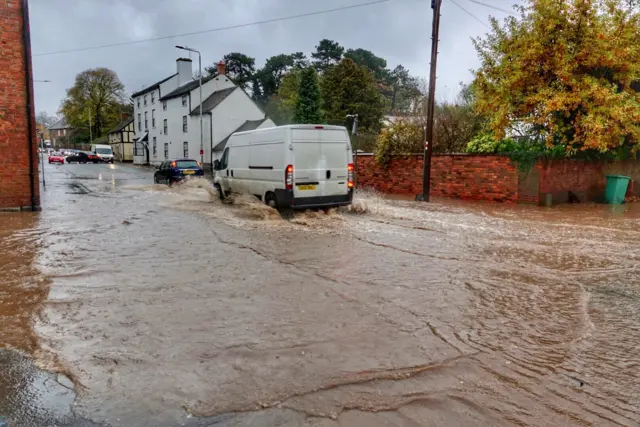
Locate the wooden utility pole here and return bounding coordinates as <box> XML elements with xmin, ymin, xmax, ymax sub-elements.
<box><xmin>417</xmin><ymin>0</ymin><xmax>442</xmax><ymax>202</ymax></box>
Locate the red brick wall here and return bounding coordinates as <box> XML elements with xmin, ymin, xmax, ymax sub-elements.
<box><xmin>0</xmin><ymin>0</ymin><xmax>39</xmax><ymax>210</ymax></box>
<box><xmin>355</xmin><ymin>154</ymin><xmax>519</xmax><ymax>202</ymax></box>
<box><xmin>356</xmin><ymin>154</ymin><xmax>640</xmax><ymax>204</ymax></box>
<box><xmin>535</xmin><ymin>160</ymin><xmax>606</xmax><ymax>203</ymax></box>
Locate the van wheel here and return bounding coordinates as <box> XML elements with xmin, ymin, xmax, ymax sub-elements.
<box><xmin>265</xmin><ymin>192</ymin><xmax>277</xmax><ymax>209</ymax></box>
<box><xmin>215</xmin><ymin>184</ymin><xmax>224</xmax><ymax>200</ymax></box>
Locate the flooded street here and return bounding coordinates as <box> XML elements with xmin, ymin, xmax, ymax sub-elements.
<box><xmin>1</xmin><ymin>161</ymin><xmax>639</xmax><ymax>426</ymax></box>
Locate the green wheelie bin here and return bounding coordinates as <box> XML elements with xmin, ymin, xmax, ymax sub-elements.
<box><xmin>605</xmin><ymin>175</ymin><xmax>631</xmax><ymax>204</ymax></box>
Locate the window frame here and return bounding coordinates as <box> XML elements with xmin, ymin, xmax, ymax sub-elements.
<box><xmin>144</xmin><ymin>112</ymin><xmax>148</xmax><ymax>130</ymax></box>
<box><xmin>163</xmin><ymin>119</ymin><xmax>168</xmax><ymax>135</ymax></box>
<box><xmin>164</xmin><ymin>143</ymin><xmax>169</xmax><ymax>159</ymax></box>
<box><xmin>182</xmin><ymin>116</ymin><xmax>188</xmax><ymax>133</ymax></box>
<box><xmin>181</xmin><ymin>95</ymin><xmax>187</xmax><ymax>107</ymax></box>
<box><xmin>152</xmin><ymin>109</ymin><xmax>156</xmax><ymax>129</ymax></box>
<box><xmin>220</xmin><ymin>148</ymin><xmax>229</xmax><ymax>169</ymax></box>
<box><xmin>144</xmin><ymin>95</ymin><xmax>148</xmax><ymax>106</ymax></box>
<box><xmin>183</xmin><ymin>141</ymin><xmax>188</xmax><ymax>158</ymax></box>
<box><xmin>151</xmin><ymin>92</ymin><xmax>155</xmax><ymax>104</ymax></box>
<box><xmin>162</xmin><ymin>101</ymin><xmax>167</xmax><ymax>111</ymax></box>
<box><xmin>152</xmin><ymin>137</ymin><xmax>157</xmax><ymax>156</ymax></box>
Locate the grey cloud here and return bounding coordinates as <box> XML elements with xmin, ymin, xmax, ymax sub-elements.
<box><xmin>30</xmin><ymin>0</ymin><xmax>516</xmax><ymax>116</ymax></box>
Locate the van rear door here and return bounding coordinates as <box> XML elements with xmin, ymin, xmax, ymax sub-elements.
<box><xmin>292</xmin><ymin>127</ymin><xmax>351</xmax><ymax>199</ymax></box>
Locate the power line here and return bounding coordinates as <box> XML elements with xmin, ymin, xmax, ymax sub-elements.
<box><xmin>448</xmin><ymin>0</ymin><xmax>490</xmax><ymax>28</ymax></box>
<box><xmin>465</xmin><ymin>0</ymin><xmax>517</xmax><ymax>15</ymax></box>
<box><xmin>34</xmin><ymin>0</ymin><xmax>390</xmax><ymax>57</ymax></box>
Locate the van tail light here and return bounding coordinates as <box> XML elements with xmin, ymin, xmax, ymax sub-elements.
<box><xmin>285</xmin><ymin>164</ymin><xmax>294</xmax><ymax>190</ymax></box>
<box><xmin>347</xmin><ymin>163</ymin><xmax>354</xmax><ymax>188</ymax></box>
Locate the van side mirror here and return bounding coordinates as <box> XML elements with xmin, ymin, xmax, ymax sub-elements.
<box><xmin>213</xmin><ymin>160</ymin><xmax>220</xmax><ymax>170</ymax></box>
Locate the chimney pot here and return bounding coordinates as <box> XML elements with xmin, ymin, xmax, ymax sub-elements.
<box><xmin>217</xmin><ymin>61</ymin><xmax>226</xmax><ymax>76</ymax></box>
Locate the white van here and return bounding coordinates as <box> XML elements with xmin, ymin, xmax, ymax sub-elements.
<box><xmin>213</xmin><ymin>124</ymin><xmax>354</xmax><ymax>210</ymax></box>
<box><xmin>90</xmin><ymin>144</ymin><xmax>114</xmax><ymax>163</ymax></box>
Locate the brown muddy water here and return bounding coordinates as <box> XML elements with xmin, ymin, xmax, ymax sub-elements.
<box><xmin>1</xmin><ymin>162</ymin><xmax>639</xmax><ymax>426</ymax></box>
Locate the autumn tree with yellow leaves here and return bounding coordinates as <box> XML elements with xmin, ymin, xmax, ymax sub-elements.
<box><xmin>473</xmin><ymin>0</ymin><xmax>640</xmax><ymax>153</ymax></box>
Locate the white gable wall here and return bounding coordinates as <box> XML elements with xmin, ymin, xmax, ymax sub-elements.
<box><xmin>211</xmin><ymin>117</ymin><xmax>275</xmax><ymax>163</ymax></box>
<box><xmin>156</xmin><ymin>75</ymin><xmax>236</xmax><ymax>165</ymax></box>
<box><xmin>211</xmin><ymin>88</ymin><xmax>270</xmax><ymax>151</ymax></box>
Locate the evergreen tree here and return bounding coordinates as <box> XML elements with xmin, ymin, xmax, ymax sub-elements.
<box><xmin>294</xmin><ymin>68</ymin><xmax>323</xmax><ymax>124</ymax></box>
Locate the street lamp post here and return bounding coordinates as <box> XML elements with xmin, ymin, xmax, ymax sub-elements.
<box><xmin>176</xmin><ymin>45</ymin><xmax>204</xmax><ymax>165</ymax></box>
<box><xmin>34</xmin><ymin>79</ymin><xmax>52</xmax><ymax>187</ymax></box>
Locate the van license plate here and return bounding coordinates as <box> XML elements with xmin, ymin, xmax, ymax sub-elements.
<box><xmin>184</xmin><ymin>170</ymin><xmax>195</xmax><ymax>175</ymax></box>
<box><xmin>298</xmin><ymin>185</ymin><xmax>316</xmax><ymax>190</ymax></box>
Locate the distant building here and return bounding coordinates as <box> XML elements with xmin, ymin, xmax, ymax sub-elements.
<box><xmin>48</xmin><ymin>117</ymin><xmax>74</xmax><ymax>148</ymax></box>
<box><xmin>0</xmin><ymin>0</ymin><xmax>39</xmax><ymax>211</ymax></box>
<box><xmin>130</xmin><ymin>58</ymin><xmax>274</xmax><ymax>166</ymax></box>
<box><xmin>35</xmin><ymin>122</ymin><xmax>50</xmax><ymax>142</ymax></box>
<box><xmin>108</xmin><ymin>116</ymin><xmax>135</xmax><ymax>162</ymax></box>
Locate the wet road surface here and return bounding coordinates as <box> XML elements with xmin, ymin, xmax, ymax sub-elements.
<box><xmin>1</xmin><ymin>161</ymin><xmax>639</xmax><ymax>426</ymax></box>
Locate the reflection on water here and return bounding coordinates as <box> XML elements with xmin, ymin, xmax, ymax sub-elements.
<box><xmin>0</xmin><ymin>213</ymin><xmax>46</xmax><ymax>353</ymax></box>
<box><xmin>0</xmin><ymin>213</ymin><xmax>93</xmax><ymax>425</ymax></box>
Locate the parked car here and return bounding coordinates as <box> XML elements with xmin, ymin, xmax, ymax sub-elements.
<box><xmin>213</xmin><ymin>125</ymin><xmax>354</xmax><ymax>210</ymax></box>
<box><xmin>154</xmin><ymin>159</ymin><xmax>204</xmax><ymax>185</ymax></box>
<box><xmin>65</xmin><ymin>151</ymin><xmax>91</xmax><ymax>164</ymax></box>
<box><xmin>48</xmin><ymin>152</ymin><xmax>65</xmax><ymax>164</ymax></box>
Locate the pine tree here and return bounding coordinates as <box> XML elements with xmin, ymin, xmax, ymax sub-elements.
<box><xmin>294</xmin><ymin>67</ymin><xmax>323</xmax><ymax>124</ymax></box>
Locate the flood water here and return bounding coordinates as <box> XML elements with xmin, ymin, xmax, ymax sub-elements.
<box><xmin>1</xmin><ymin>162</ymin><xmax>639</xmax><ymax>426</ymax></box>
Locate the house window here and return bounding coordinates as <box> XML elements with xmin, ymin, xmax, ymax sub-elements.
<box><xmin>138</xmin><ymin>114</ymin><xmax>141</xmax><ymax>132</ymax></box>
<box><xmin>152</xmin><ymin>110</ymin><xmax>156</xmax><ymax>128</ymax></box>
<box><xmin>152</xmin><ymin>137</ymin><xmax>157</xmax><ymax>156</ymax></box>
<box><xmin>183</xmin><ymin>141</ymin><xmax>188</xmax><ymax>158</ymax></box>
<box><xmin>151</xmin><ymin>92</ymin><xmax>155</xmax><ymax>104</ymax></box>
<box><xmin>137</xmin><ymin>98</ymin><xmax>140</xmax><ymax>108</ymax></box>
<box><xmin>135</xmin><ymin>142</ymin><xmax>144</xmax><ymax>156</ymax></box>
<box><xmin>164</xmin><ymin>143</ymin><xmax>169</xmax><ymax>159</ymax></box>
<box><xmin>144</xmin><ymin>95</ymin><xmax>148</xmax><ymax>106</ymax></box>
<box><xmin>163</xmin><ymin>119</ymin><xmax>168</xmax><ymax>135</ymax></box>
<box><xmin>163</xmin><ymin>101</ymin><xmax>167</xmax><ymax>111</ymax></box>
<box><xmin>182</xmin><ymin>95</ymin><xmax>187</xmax><ymax>107</ymax></box>
<box><xmin>182</xmin><ymin>116</ymin><xmax>187</xmax><ymax>133</ymax></box>
<box><xmin>144</xmin><ymin>112</ymin><xmax>148</xmax><ymax>130</ymax></box>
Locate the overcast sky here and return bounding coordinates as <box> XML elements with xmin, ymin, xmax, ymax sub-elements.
<box><xmin>30</xmin><ymin>0</ymin><xmax>516</xmax><ymax>117</ymax></box>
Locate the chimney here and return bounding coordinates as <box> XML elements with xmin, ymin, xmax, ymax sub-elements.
<box><xmin>177</xmin><ymin>58</ymin><xmax>193</xmax><ymax>86</ymax></box>
<box><xmin>216</xmin><ymin>61</ymin><xmax>226</xmax><ymax>76</ymax></box>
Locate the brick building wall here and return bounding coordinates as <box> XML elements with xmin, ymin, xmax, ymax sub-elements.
<box><xmin>355</xmin><ymin>154</ymin><xmax>519</xmax><ymax>203</ymax></box>
<box><xmin>0</xmin><ymin>0</ymin><xmax>39</xmax><ymax>211</ymax></box>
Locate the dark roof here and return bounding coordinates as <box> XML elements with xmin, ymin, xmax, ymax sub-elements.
<box><xmin>213</xmin><ymin>118</ymin><xmax>270</xmax><ymax>152</ymax></box>
<box><xmin>49</xmin><ymin>117</ymin><xmax>71</xmax><ymax>130</ymax></box>
<box><xmin>131</xmin><ymin>73</ymin><xmax>177</xmax><ymax>98</ymax></box>
<box><xmin>190</xmin><ymin>87</ymin><xmax>236</xmax><ymax>115</ymax></box>
<box><xmin>159</xmin><ymin>73</ymin><xmax>219</xmax><ymax>101</ymax></box>
<box><xmin>108</xmin><ymin>117</ymin><xmax>134</xmax><ymax>134</ymax></box>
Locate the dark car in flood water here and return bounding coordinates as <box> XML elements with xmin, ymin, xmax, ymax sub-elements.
<box><xmin>154</xmin><ymin>159</ymin><xmax>204</xmax><ymax>185</ymax></box>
